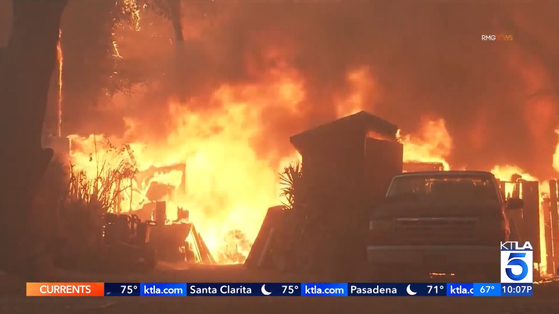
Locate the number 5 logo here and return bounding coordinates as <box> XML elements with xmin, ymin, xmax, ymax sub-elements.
<box><xmin>506</xmin><ymin>253</ymin><xmax>528</xmax><ymax>281</ymax></box>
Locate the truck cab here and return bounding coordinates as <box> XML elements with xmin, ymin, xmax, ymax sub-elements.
<box><xmin>367</xmin><ymin>170</ymin><xmax>523</xmax><ymax>281</ymax></box>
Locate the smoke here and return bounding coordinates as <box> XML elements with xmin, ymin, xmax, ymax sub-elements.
<box><xmin>0</xmin><ymin>1</ymin><xmax>12</xmax><ymax>46</ymax></box>
<box><xmin>3</xmin><ymin>1</ymin><xmax>559</xmax><ymax>178</ymax></box>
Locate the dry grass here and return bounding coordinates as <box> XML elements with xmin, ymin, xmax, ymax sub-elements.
<box><xmin>66</xmin><ymin>160</ymin><xmax>136</xmax><ymax>214</ymax></box>
<box><xmin>65</xmin><ymin>139</ymin><xmax>138</xmax><ymax>214</ymax></box>
<box><xmin>55</xmin><ymin>139</ymin><xmax>139</xmax><ymax>268</ymax></box>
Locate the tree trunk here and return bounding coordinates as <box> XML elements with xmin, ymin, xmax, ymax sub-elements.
<box><xmin>168</xmin><ymin>0</ymin><xmax>184</xmax><ymax>43</ymax></box>
<box><xmin>168</xmin><ymin>0</ymin><xmax>187</xmax><ymax>101</ymax></box>
<box><xmin>0</xmin><ymin>0</ymin><xmax>67</xmax><ymax>280</ymax></box>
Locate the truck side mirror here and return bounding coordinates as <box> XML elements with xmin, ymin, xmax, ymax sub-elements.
<box><xmin>506</xmin><ymin>198</ymin><xmax>523</xmax><ymax>210</ymax></box>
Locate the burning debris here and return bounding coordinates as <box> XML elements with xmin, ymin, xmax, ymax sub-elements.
<box><xmin>220</xmin><ymin>230</ymin><xmax>252</xmax><ymax>264</ymax></box>
<box><xmin>66</xmin><ymin>111</ymin><xmax>285</xmax><ymax>265</ymax></box>
<box><xmin>47</xmin><ymin>137</ymin><xmax>224</xmax><ymax>271</ymax></box>
<box><xmin>148</xmin><ymin>201</ymin><xmax>215</xmax><ymax>264</ymax></box>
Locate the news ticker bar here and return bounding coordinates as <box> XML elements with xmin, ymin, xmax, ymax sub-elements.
<box><xmin>26</xmin><ymin>282</ymin><xmax>533</xmax><ymax>297</ymax></box>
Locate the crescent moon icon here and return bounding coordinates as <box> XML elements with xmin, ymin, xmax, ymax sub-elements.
<box><xmin>261</xmin><ymin>284</ymin><xmax>272</xmax><ymax>296</ymax></box>
<box><xmin>406</xmin><ymin>284</ymin><xmax>417</xmax><ymax>296</ymax></box>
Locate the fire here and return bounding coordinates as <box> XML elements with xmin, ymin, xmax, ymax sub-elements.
<box><xmin>553</xmin><ymin>129</ymin><xmax>559</xmax><ymax>172</ymax></box>
<box><xmin>490</xmin><ymin>164</ymin><xmax>549</xmax><ymax>200</ymax></box>
<box><xmin>335</xmin><ymin>66</ymin><xmax>379</xmax><ymax>117</ymax></box>
<box><xmin>490</xmin><ymin>165</ymin><xmax>549</xmax><ymax>274</ymax></box>
<box><xmin>62</xmin><ymin>6</ymin><xmax>555</xmax><ymax>270</ymax></box>
<box><xmin>395</xmin><ymin>116</ymin><xmax>550</xmax><ymax>273</ymax></box>
<box><xmin>490</xmin><ymin>165</ymin><xmax>538</xmax><ymax>182</ymax></box>
<box><xmin>330</xmin><ymin>65</ymin><xmax>452</xmax><ymax>171</ymax></box>
<box><xmin>400</xmin><ymin>118</ymin><xmax>452</xmax><ymax>170</ymax></box>
<box><xmin>333</xmin><ymin>68</ymin><xmax>453</xmax><ymax>172</ymax></box>
<box><xmin>56</xmin><ymin>29</ymin><xmax>63</xmax><ymax>137</ymax></box>
<box><xmin>69</xmin><ymin>61</ymin><xmax>303</xmax><ymax>263</ymax></box>
<box><xmin>120</xmin><ymin>0</ymin><xmax>141</xmax><ymax>31</ymax></box>
<box><xmin>110</xmin><ymin>0</ymin><xmax>142</xmax><ymax>59</ymax></box>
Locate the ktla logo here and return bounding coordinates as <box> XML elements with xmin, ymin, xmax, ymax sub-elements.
<box><xmin>481</xmin><ymin>34</ymin><xmax>514</xmax><ymax>41</ymax></box>
<box><xmin>500</xmin><ymin>241</ymin><xmax>533</xmax><ymax>283</ymax></box>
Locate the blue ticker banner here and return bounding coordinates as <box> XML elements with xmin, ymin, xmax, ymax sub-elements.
<box><xmin>447</xmin><ymin>283</ymin><xmax>475</xmax><ymax>296</ymax></box>
<box><xmin>301</xmin><ymin>283</ymin><xmax>347</xmax><ymax>296</ymax></box>
<box><xmin>501</xmin><ymin>283</ymin><xmax>533</xmax><ymax>296</ymax></box>
<box><xmin>446</xmin><ymin>283</ymin><xmax>533</xmax><ymax>297</ymax></box>
<box><xmin>347</xmin><ymin>283</ymin><xmax>446</xmax><ymax>296</ymax></box>
<box><xmin>473</xmin><ymin>283</ymin><xmax>501</xmax><ymax>297</ymax></box>
<box><xmin>140</xmin><ymin>283</ymin><xmax>187</xmax><ymax>296</ymax></box>
<box><xmin>102</xmin><ymin>283</ymin><xmax>533</xmax><ymax>297</ymax></box>
<box><xmin>187</xmin><ymin>283</ymin><xmax>300</xmax><ymax>296</ymax></box>
<box><xmin>104</xmin><ymin>283</ymin><xmax>142</xmax><ymax>296</ymax></box>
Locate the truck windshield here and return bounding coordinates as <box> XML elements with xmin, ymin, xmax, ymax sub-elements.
<box><xmin>387</xmin><ymin>174</ymin><xmax>499</xmax><ymax>202</ymax></box>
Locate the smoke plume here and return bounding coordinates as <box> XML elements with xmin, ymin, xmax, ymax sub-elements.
<box><xmin>3</xmin><ymin>1</ymin><xmax>559</xmax><ymax>178</ymax></box>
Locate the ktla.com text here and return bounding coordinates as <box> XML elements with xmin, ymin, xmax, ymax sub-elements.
<box><xmin>481</xmin><ymin>34</ymin><xmax>514</xmax><ymax>41</ymax></box>
<box><xmin>26</xmin><ymin>283</ymin><xmax>105</xmax><ymax>296</ymax></box>
<box><xmin>447</xmin><ymin>284</ymin><xmax>474</xmax><ymax>296</ymax></box>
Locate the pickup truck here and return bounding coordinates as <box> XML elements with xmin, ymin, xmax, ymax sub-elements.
<box><xmin>367</xmin><ymin>170</ymin><xmax>523</xmax><ymax>281</ymax></box>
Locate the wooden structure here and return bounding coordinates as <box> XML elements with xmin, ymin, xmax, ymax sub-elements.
<box><xmin>147</xmin><ymin>201</ymin><xmax>215</xmax><ymax>264</ymax></box>
<box><xmin>522</xmin><ymin>181</ymin><xmax>542</xmax><ymax>267</ymax></box>
<box><xmin>496</xmin><ymin>180</ymin><xmax>541</xmax><ymax>266</ymax></box>
<box><xmin>546</xmin><ymin>180</ymin><xmax>559</xmax><ymax>275</ymax></box>
<box><xmin>136</xmin><ymin>163</ymin><xmax>187</xmax><ymax>196</ymax></box>
<box><xmin>244</xmin><ymin>206</ymin><xmax>286</xmax><ymax>269</ymax></box>
<box><xmin>497</xmin><ymin>178</ymin><xmax>559</xmax><ymax>276</ymax></box>
<box><xmin>289</xmin><ymin>111</ymin><xmax>402</xmax><ymax>218</ymax></box>
<box><xmin>247</xmin><ymin>111</ymin><xmax>403</xmax><ymax>279</ymax></box>
<box><xmin>542</xmin><ymin>196</ymin><xmax>555</xmax><ymax>274</ymax></box>
<box><xmin>100</xmin><ymin>213</ymin><xmax>157</xmax><ymax>271</ymax></box>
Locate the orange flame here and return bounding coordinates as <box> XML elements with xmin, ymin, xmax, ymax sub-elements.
<box><xmin>490</xmin><ymin>165</ymin><xmax>538</xmax><ymax>183</ymax></box>
<box><xmin>335</xmin><ymin>66</ymin><xmax>380</xmax><ymax>117</ymax></box>
<box><xmin>553</xmin><ymin>129</ymin><xmax>559</xmax><ymax>172</ymax></box>
<box><xmin>56</xmin><ymin>29</ymin><xmax>63</xmax><ymax>137</ymax></box>
<box><xmin>69</xmin><ymin>62</ymin><xmax>303</xmax><ymax>263</ymax></box>
<box><xmin>65</xmin><ymin>11</ymin><xmax>555</xmax><ymax>269</ymax></box>
<box><xmin>400</xmin><ymin>118</ymin><xmax>452</xmax><ymax>170</ymax></box>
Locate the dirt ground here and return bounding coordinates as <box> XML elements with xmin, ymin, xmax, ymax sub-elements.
<box><xmin>1</xmin><ymin>265</ymin><xmax>558</xmax><ymax>314</ymax></box>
